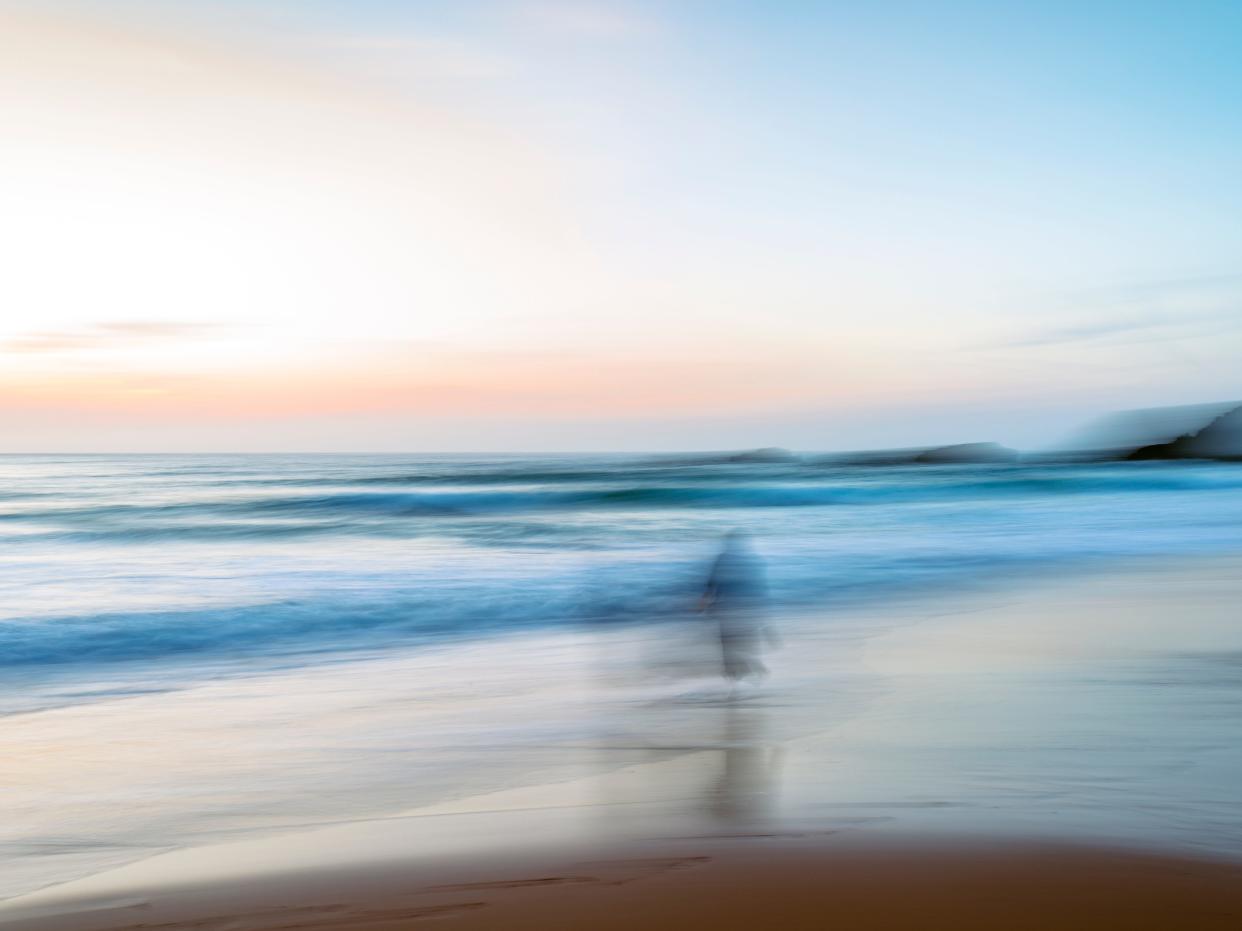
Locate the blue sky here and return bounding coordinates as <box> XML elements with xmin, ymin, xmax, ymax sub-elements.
<box><xmin>1</xmin><ymin>1</ymin><xmax>1240</xmax><ymax>450</ymax></box>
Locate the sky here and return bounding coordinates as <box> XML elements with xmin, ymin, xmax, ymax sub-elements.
<box><xmin>1</xmin><ymin>0</ymin><xmax>1240</xmax><ymax>452</ymax></box>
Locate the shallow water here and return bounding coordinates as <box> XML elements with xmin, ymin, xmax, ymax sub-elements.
<box><xmin>4</xmin><ymin>454</ymin><xmax>1242</xmax><ymax>899</ymax></box>
<box><xmin>5</xmin><ymin>453</ymin><xmax>1242</xmax><ymax>685</ymax></box>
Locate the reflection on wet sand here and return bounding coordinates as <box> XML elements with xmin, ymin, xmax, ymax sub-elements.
<box><xmin>585</xmin><ymin>686</ymin><xmax>783</xmax><ymax>841</ymax></box>
<box><xmin>706</xmin><ymin>699</ymin><xmax>780</xmax><ymax>827</ymax></box>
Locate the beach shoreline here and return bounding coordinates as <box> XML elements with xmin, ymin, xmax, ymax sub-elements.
<box><xmin>6</xmin><ymin>553</ymin><xmax>1242</xmax><ymax>929</ymax></box>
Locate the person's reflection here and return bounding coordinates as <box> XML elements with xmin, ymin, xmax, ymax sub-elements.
<box><xmin>708</xmin><ymin>698</ymin><xmax>779</xmax><ymax>825</ymax></box>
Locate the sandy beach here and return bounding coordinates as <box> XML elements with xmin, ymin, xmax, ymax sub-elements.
<box><xmin>5</xmin><ymin>555</ymin><xmax>1242</xmax><ymax>930</ymax></box>
<box><xmin>7</xmin><ymin>0</ymin><xmax>1242</xmax><ymax>924</ymax></box>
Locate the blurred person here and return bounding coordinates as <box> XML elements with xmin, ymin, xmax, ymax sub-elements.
<box><xmin>700</xmin><ymin>531</ymin><xmax>776</xmax><ymax>683</ymax></box>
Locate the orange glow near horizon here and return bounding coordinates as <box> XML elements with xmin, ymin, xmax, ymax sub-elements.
<box><xmin>0</xmin><ymin>341</ymin><xmax>852</xmax><ymax>420</ymax></box>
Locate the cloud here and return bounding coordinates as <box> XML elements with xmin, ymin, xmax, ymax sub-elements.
<box><xmin>2</xmin><ymin>321</ymin><xmax>212</xmax><ymax>354</ymax></box>
<box><xmin>510</xmin><ymin>0</ymin><xmax>657</xmax><ymax>38</ymax></box>
<box><xmin>1004</xmin><ymin>317</ymin><xmax>1180</xmax><ymax>348</ymax></box>
<box><xmin>1000</xmin><ymin>273</ymin><xmax>1242</xmax><ymax>349</ymax></box>
<box><xmin>298</xmin><ymin>35</ymin><xmax>512</xmax><ymax>79</ymax></box>
<box><xmin>1061</xmin><ymin>272</ymin><xmax>1242</xmax><ymax>307</ymax></box>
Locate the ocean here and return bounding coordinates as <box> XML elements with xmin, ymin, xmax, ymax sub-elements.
<box><xmin>7</xmin><ymin>453</ymin><xmax>1242</xmax><ymax>682</ymax></box>
<box><xmin>4</xmin><ymin>453</ymin><xmax>1242</xmax><ymax>899</ymax></box>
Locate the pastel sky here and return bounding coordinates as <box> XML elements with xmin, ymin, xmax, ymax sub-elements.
<box><xmin>2</xmin><ymin>0</ymin><xmax>1240</xmax><ymax>451</ymax></box>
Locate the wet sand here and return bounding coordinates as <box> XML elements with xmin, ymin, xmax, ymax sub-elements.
<box><xmin>6</xmin><ymin>556</ymin><xmax>1242</xmax><ymax>930</ymax></box>
<box><xmin>8</xmin><ymin>832</ymin><xmax>1242</xmax><ymax>931</ymax></box>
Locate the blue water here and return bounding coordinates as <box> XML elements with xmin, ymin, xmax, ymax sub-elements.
<box><xmin>3</xmin><ymin>453</ymin><xmax>1242</xmax><ymax>697</ymax></box>
<box><xmin>4</xmin><ymin>453</ymin><xmax>1242</xmax><ymax>901</ymax></box>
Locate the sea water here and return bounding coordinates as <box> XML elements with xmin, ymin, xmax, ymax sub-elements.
<box><xmin>3</xmin><ymin>453</ymin><xmax>1242</xmax><ymax>899</ymax></box>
